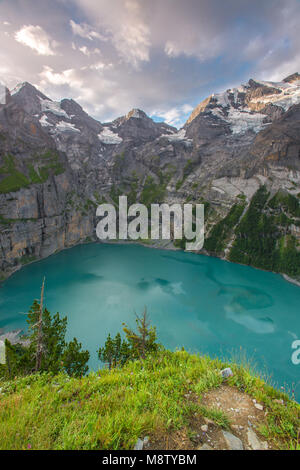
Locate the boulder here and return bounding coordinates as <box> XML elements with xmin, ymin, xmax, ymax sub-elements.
<box><xmin>220</xmin><ymin>368</ymin><xmax>233</xmax><ymax>378</ymax></box>
<box><xmin>222</xmin><ymin>431</ymin><xmax>244</xmax><ymax>450</ymax></box>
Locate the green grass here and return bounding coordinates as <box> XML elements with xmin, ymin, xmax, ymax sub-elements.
<box><xmin>0</xmin><ymin>155</ymin><xmax>30</xmax><ymax>193</ymax></box>
<box><xmin>20</xmin><ymin>254</ymin><xmax>37</xmax><ymax>265</ymax></box>
<box><xmin>228</xmin><ymin>362</ymin><xmax>300</xmax><ymax>449</ymax></box>
<box><xmin>0</xmin><ymin>350</ymin><xmax>299</xmax><ymax>450</ymax></box>
<box><xmin>0</xmin><ymin>215</ymin><xmax>38</xmax><ymax>226</ymax></box>
<box><xmin>0</xmin><ymin>151</ymin><xmax>65</xmax><ymax>193</ymax></box>
<box><xmin>140</xmin><ymin>176</ymin><xmax>166</xmax><ymax>207</ymax></box>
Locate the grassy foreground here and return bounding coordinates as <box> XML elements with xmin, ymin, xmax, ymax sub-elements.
<box><xmin>0</xmin><ymin>350</ymin><xmax>299</xmax><ymax>450</ymax></box>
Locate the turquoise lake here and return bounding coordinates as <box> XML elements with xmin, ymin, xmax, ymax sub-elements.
<box><xmin>0</xmin><ymin>243</ymin><xmax>299</xmax><ymax>400</ymax></box>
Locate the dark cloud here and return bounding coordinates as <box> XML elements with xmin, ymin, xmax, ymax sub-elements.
<box><xmin>0</xmin><ymin>0</ymin><xmax>300</xmax><ymax>126</ymax></box>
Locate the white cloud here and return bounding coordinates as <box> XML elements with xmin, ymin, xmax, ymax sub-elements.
<box><xmin>164</xmin><ymin>41</ymin><xmax>178</xmax><ymax>58</ymax></box>
<box><xmin>90</xmin><ymin>61</ymin><xmax>113</xmax><ymax>71</ymax></box>
<box><xmin>15</xmin><ymin>25</ymin><xmax>56</xmax><ymax>56</ymax></box>
<box><xmin>2</xmin><ymin>0</ymin><xmax>300</xmax><ymax>128</ymax></box>
<box><xmin>73</xmin><ymin>0</ymin><xmax>151</xmax><ymax>67</ymax></box>
<box><xmin>114</xmin><ymin>22</ymin><xmax>151</xmax><ymax>67</ymax></box>
<box><xmin>151</xmin><ymin>104</ymin><xmax>194</xmax><ymax>128</ymax></box>
<box><xmin>39</xmin><ymin>66</ymin><xmax>81</xmax><ymax>87</ymax></box>
<box><xmin>70</xmin><ymin>19</ymin><xmax>107</xmax><ymax>41</ymax></box>
<box><xmin>79</xmin><ymin>46</ymin><xmax>90</xmax><ymax>56</ymax></box>
<box><xmin>78</xmin><ymin>46</ymin><xmax>101</xmax><ymax>56</ymax></box>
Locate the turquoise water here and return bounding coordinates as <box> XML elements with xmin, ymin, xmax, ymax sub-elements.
<box><xmin>0</xmin><ymin>243</ymin><xmax>300</xmax><ymax>400</ymax></box>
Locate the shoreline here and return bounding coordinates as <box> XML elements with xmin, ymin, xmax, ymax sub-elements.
<box><xmin>282</xmin><ymin>274</ymin><xmax>300</xmax><ymax>288</ymax></box>
<box><xmin>1</xmin><ymin>238</ymin><xmax>299</xmax><ymax>289</ymax></box>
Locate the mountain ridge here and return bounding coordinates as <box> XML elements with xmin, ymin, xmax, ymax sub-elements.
<box><xmin>9</xmin><ymin>72</ymin><xmax>300</xmax><ymax>132</ymax></box>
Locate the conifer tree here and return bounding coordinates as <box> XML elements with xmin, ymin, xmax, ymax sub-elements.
<box><xmin>98</xmin><ymin>333</ymin><xmax>130</xmax><ymax>368</ymax></box>
<box><xmin>1</xmin><ymin>282</ymin><xmax>90</xmax><ymax>378</ymax></box>
<box><xmin>98</xmin><ymin>333</ymin><xmax>115</xmax><ymax>369</ymax></box>
<box><xmin>123</xmin><ymin>308</ymin><xmax>159</xmax><ymax>359</ymax></box>
<box><xmin>62</xmin><ymin>338</ymin><xmax>90</xmax><ymax>378</ymax></box>
<box><xmin>35</xmin><ymin>277</ymin><xmax>45</xmax><ymax>371</ymax></box>
<box><xmin>27</xmin><ymin>300</ymin><xmax>67</xmax><ymax>374</ymax></box>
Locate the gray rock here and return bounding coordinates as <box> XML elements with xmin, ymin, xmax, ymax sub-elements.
<box><xmin>220</xmin><ymin>368</ymin><xmax>234</xmax><ymax>378</ymax></box>
<box><xmin>261</xmin><ymin>441</ymin><xmax>269</xmax><ymax>450</ymax></box>
<box><xmin>204</xmin><ymin>417</ymin><xmax>215</xmax><ymax>426</ymax></box>
<box><xmin>134</xmin><ymin>438</ymin><xmax>144</xmax><ymax>450</ymax></box>
<box><xmin>222</xmin><ymin>431</ymin><xmax>244</xmax><ymax>450</ymax></box>
<box><xmin>254</xmin><ymin>403</ymin><xmax>264</xmax><ymax>411</ymax></box>
<box><xmin>198</xmin><ymin>444</ymin><xmax>213</xmax><ymax>450</ymax></box>
<box><xmin>247</xmin><ymin>428</ymin><xmax>262</xmax><ymax>450</ymax></box>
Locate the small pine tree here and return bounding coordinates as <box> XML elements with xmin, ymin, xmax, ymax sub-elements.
<box><xmin>98</xmin><ymin>333</ymin><xmax>130</xmax><ymax>368</ymax></box>
<box><xmin>26</xmin><ymin>300</ymin><xmax>67</xmax><ymax>374</ymax></box>
<box><xmin>119</xmin><ymin>336</ymin><xmax>131</xmax><ymax>365</ymax></box>
<box><xmin>4</xmin><ymin>339</ymin><xmax>30</xmax><ymax>378</ymax></box>
<box><xmin>62</xmin><ymin>338</ymin><xmax>90</xmax><ymax>378</ymax></box>
<box><xmin>98</xmin><ymin>333</ymin><xmax>115</xmax><ymax>369</ymax></box>
<box><xmin>123</xmin><ymin>308</ymin><xmax>159</xmax><ymax>360</ymax></box>
<box><xmin>2</xmin><ymin>282</ymin><xmax>90</xmax><ymax>378</ymax></box>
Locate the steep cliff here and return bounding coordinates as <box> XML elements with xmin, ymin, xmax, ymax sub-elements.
<box><xmin>0</xmin><ymin>75</ymin><xmax>299</xmax><ymax>279</ymax></box>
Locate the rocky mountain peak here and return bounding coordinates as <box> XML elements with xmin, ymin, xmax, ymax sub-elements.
<box><xmin>126</xmin><ymin>108</ymin><xmax>148</xmax><ymax>120</ymax></box>
<box><xmin>282</xmin><ymin>72</ymin><xmax>300</xmax><ymax>83</ymax></box>
<box><xmin>247</xmin><ymin>79</ymin><xmax>263</xmax><ymax>89</ymax></box>
<box><xmin>185</xmin><ymin>96</ymin><xmax>214</xmax><ymax>125</ymax></box>
<box><xmin>11</xmin><ymin>81</ymin><xmax>48</xmax><ymax>100</ymax></box>
<box><xmin>60</xmin><ymin>98</ymin><xmax>84</xmax><ymax>115</ymax></box>
<box><xmin>108</xmin><ymin>107</ymin><xmax>175</xmax><ymax>142</ymax></box>
<box><xmin>11</xmin><ymin>81</ymin><xmax>49</xmax><ymax>115</ymax></box>
<box><xmin>185</xmin><ymin>73</ymin><xmax>300</xmax><ymax>136</ymax></box>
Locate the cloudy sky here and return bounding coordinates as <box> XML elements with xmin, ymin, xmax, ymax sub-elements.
<box><xmin>1</xmin><ymin>0</ymin><xmax>300</xmax><ymax>127</ymax></box>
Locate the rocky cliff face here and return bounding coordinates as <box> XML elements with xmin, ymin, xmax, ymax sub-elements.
<box><xmin>0</xmin><ymin>75</ymin><xmax>299</xmax><ymax>279</ymax></box>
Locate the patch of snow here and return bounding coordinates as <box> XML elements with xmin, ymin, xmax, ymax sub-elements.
<box><xmin>214</xmin><ymin>91</ymin><xmax>231</xmax><ymax>108</ymax></box>
<box><xmin>39</xmin><ymin>97</ymin><xmax>69</xmax><ymax>118</ymax></box>
<box><xmin>55</xmin><ymin>121</ymin><xmax>80</xmax><ymax>133</ymax></box>
<box><xmin>227</xmin><ymin>109</ymin><xmax>266</xmax><ymax>134</ymax></box>
<box><xmin>98</xmin><ymin>127</ymin><xmax>123</xmax><ymax>145</ymax></box>
<box><xmin>189</xmin><ymin>77</ymin><xmax>300</xmax><ymax>135</ymax></box>
<box><xmin>162</xmin><ymin>129</ymin><xmax>193</xmax><ymax>145</ymax></box>
<box><xmin>250</xmin><ymin>79</ymin><xmax>290</xmax><ymax>90</ymax></box>
<box><xmin>39</xmin><ymin>114</ymin><xmax>53</xmax><ymax>127</ymax></box>
<box><xmin>246</xmin><ymin>79</ymin><xmax>300</xmax><ymax>111</ymax></box>
<box><xmin>250</xmin><ymin>85</ymin><xmax>300</xmax><ymax>111</ymax></box>
<box><xmin>211</xmin><ymin>186</ymin><xmax>226</xmax><ymax>195</ymax></box>
<box><xmin>211</xmin><ymin>107</ymin><xmax>226</xmax><ymax>119</ymax></box>
<box><xmin>160</xmin><ymin>127</ymin><xmax>174</xmax><ymax>135</ymax></box>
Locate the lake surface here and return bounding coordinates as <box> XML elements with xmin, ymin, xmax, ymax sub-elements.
<box><xmin>0</xmin><ymin>243</ymin><xmax>299</xmax><ymax>400</ymax></box>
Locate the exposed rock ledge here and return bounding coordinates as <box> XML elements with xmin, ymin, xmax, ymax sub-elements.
<box><xmin>282</xmin><ymin>274</ymin><xmax>300</xmax><ymax>287</ymax></box>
